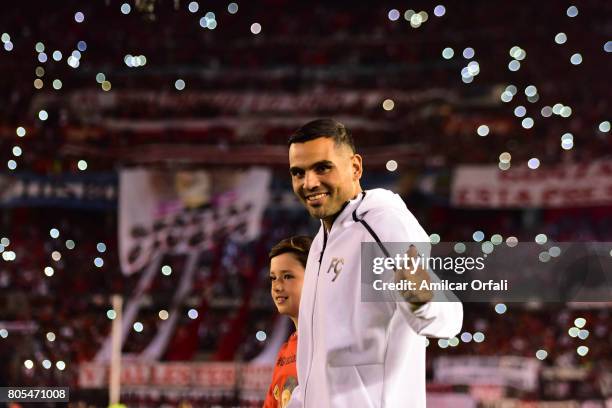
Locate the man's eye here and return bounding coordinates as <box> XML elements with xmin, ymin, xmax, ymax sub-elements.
<box><xmin>290</xmin><ymin>170</ymin><xmax>304</xmax><ymax>178</ymax></box>
<box><xmin>315</xmin><ymin>165</ymin><xmax>330</xmax><ymax>173</ymax></box>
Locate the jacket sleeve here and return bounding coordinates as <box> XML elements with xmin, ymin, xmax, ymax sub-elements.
<box><xmin>367</xmin><ymin>207</ymin><xmax>463</xmax><ymax>339</ymax></box>
<box><xmin>403</xmin><ymin>296</ymin><xmax>463</xmax><ymax>338</ymax></box>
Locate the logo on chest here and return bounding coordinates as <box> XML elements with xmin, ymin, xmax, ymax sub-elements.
<box><xmin>326</xmin><ymin>257</ymin><xmax>344</xmax><ymax>282</ymax></box>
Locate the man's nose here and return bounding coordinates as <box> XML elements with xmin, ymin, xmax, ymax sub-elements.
<box><xmin>304</xmin><ymin>171</ymin><xmax>321</xmax><ymax>191</ymax></box>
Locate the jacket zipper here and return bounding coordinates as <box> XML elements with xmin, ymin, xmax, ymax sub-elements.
<box><xmin>301</xmin><ymin>195</ymin><xmax>362</xmax><ymax>405</ymax></box>
<box><xmin>303</xmin><ymin>227</ymin><xmax>327</xmax><ymax>407</ymax></box>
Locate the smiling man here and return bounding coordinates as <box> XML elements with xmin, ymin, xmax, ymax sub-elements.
<box><xmin>289</xmin><ymin>126</ymin><xmax>360</xmax><ymax>230</ymax></box>
<box><xmin>287</xmin><ymin>118</ymin><xmax>463</xmax><ymax>408</ymax></box>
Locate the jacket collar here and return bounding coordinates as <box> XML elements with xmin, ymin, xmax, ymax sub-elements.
<box><xmin>321</xmin><ymin>191</ymin><xmax>367</xmax><ymax>234</ymax></box>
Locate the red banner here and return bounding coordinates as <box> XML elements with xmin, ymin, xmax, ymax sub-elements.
<box><xmin>452</xmin><ymin>160</ymin><xmax>612</xmax><ymax>208</ymax></box>
<box><xmin>79</xmin><ymin>362</ymin><xmax>269</xmax><ymax>391</ymax></box>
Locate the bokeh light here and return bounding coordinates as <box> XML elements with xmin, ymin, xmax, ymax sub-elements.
<box><xmin>535</xmin><ymin>233</ymin><xmax>548</xmax><ymax>244</ymax></box>
<box><xmin>527</xmin><ymin>158</ymin><xmax>540</xmax><ymax>169</ymax></box>
<box><xmin>506</xmin><ymin>236</ymin><xmax>518</xmax><ymax>247</ymax></box>
<box><xmin>555</xmin><ymin>33</ymin><xmax>567</xmax><ymax>44</ymax></box>
<box><xmin>433</xmin><ymin>5</ymin><xmax>446</xmax><ymax>17</ymax></box>
<box><xmin>250</xmin><ymin>23</ymin><xmax>262</xmax><ymax>34</ymax></box>
<box><xmin>382</xmin><ymin>99</ymin><xmax>395</xmax><ymax>111</ymax></box>
<box><xmin>477</xmin><ymin>125</ymin><xmax>489</xmax><ymax>137</ymax></box>
<box><xmin>77</xmin><ymin>160</ymin><xmax>88</xmax><ymax>170</ymax></box>
<box><xmin>473</xmin><ymin>332</ymin><xmax>485</xmax><ymax>343</ymax></box>
<box><xmin>566</xmin><ymin>5</ymin><xmax>578</xmax><ymax>18</ymax></box>
<box><xmin>387</xmin><ymin>9</ymin><xmax>400</xmax><ymax>21</ymax></box>
<box><xmin>188</xmin><ymin>2</ymin><xmax>199</xmax><ymax>13</ymax></box>
<box><xmin>462</xmin><ymin>47</ymin><xmax>475</xmax><ymax>59</ymax></box>
<box><xmin>570</xmin><ymin>53</ymin><xmax>582</xmax><ymax>65</ymax></box>
<box><xmin>577</xmin><ymin>346</ymin><xmax>589</xmax><ymax>356</ymax></box>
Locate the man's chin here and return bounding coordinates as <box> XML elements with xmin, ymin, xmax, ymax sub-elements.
<box><xmin>307</xmin><ymin>206</ymin><xmax>327</xmax><ymax>219</ymax></box>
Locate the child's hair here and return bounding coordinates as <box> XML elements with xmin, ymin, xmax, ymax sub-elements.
<box><xmin>268</xmin><ymin>236</ymin><xmax>313</xmax><ymax>268</ymax></box>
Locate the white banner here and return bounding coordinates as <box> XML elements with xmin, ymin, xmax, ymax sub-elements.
<box><xmin>119</xmin><ymin>167</ymin><xmax>270</xmax><ymax>275</ymax></box>
<box><xmin>451</xmin><ymin>160</ymin><xmax>612</xmax><ymax>208</ymax></box>
<box><xmin>434</xmin><ymin>356</ymin><xmax>540</xmax><ymax>391</ymax></box>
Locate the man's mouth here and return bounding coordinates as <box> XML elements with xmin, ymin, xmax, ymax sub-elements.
<box><xmin>305</xmin><ymin>192</ymin><xmax>329</xmax><ymax>205</ymax></box>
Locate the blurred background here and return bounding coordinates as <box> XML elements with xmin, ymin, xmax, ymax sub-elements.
<box><xmin>0</xmin><ymin>0</ymin><xmax>611</xmax><ymax>407</ymax></box>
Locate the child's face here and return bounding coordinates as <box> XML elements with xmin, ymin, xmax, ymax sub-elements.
<box><xmin>270</xmin><ymin>253</ymin><xmax>305</xmax><ymax>320</ymax></box>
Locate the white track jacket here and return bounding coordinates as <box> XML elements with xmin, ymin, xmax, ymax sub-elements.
<box><xmin>290</xmin><ymin>188</ymin><xmax>463</xmax><ymax>408</ymax></box>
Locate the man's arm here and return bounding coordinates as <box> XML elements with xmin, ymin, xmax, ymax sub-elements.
<box><xmin>394</xmin><ymin>245</ymin><xmax>433</xmax><ymax>309</ymax></box>
<box><xmin>367</xmin><ymin>206</ymin><xmax>463</xmax><ymax>338</ymax></box>
<box><xmin>394</xmin><ymin>246</ymin><xmax>463</xmax><ymax>339</ymax></box>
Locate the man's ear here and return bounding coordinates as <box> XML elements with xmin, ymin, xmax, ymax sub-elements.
<box><xmin>351</xmin><ymin>154</ymin><xmax>363</xmax><ymax>180</ymax></box>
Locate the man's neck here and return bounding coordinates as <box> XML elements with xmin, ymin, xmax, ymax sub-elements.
<box><xmin>323</xmin><ymin>187</ymin><xmax>363</xmax><ymax>232</ymax></box>
<box><xmin>323</xmin><ymin>217</ymin><xmax>336</xmax><ymax>233</ymax></box>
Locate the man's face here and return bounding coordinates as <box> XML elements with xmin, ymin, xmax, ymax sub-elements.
<box><xmin>289</xmin><ymin>137</ymin><xmax>362</xmax><ymax>223</ymax></box>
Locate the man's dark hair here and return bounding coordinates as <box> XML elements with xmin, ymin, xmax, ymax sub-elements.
<box><xmin>268</xmin><ymin>235</ymin><xmax>313</xmax><ymax>268</ymax></box>
<box><xmin>288</xmin><ymin>118</ymin><xmax>356</xmax><ymax>153</ymax></box>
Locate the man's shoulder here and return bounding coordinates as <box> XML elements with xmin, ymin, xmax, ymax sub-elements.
<box><xmin>362</xmin><ymin>203</ymin><xmax>412</xmax><ymax>224</ymax></box>
<box><xmin>358</xmin><ymin>198</ymin><xmax>428</xmax><ymax>242</ymax></box>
